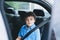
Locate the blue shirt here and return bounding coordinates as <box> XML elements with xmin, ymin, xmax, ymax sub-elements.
<box><xmin>18</xmin><ymin>24</ymin><xmax>41</xmax><ymax>40</ymax></box>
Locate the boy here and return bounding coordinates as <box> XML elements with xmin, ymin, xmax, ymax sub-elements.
<box><xmin>16</xmin><ymin>12</ymin><xmax>41</xmax><ymax>40</ymax></box>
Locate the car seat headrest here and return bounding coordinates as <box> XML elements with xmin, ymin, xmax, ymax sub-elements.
<box><xmin>5</xmin><ymin>9</ymin><xmax>15</xmax><ymax>14</ymax></box>
<box><xmin>33</xmin><ymin>9</ymin><xmax>45</xmax><ymax>17</ymax></box>
<box><xmin>18</xmin><ymin>11</ymin><xmax>27</xmax><ymax>21</ymax></box>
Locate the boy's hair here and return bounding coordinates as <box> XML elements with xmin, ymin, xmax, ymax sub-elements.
<box><xmin>24</xmin><ymin>12</ymin><xmax>36</xmax><ymax>21</ymax></box>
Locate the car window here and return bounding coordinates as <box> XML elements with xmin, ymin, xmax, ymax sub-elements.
<box><xmin>5</xmin><ymin>1</ymin><xmax>51</xmax><ymax>17</ymax></box>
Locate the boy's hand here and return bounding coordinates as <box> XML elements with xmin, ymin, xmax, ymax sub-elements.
<box><xmin>16</xmin><ymin>36</ymin><xmax>21</xmax><ymax>40</ymax></box>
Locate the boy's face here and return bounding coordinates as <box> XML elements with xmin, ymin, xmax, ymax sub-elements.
<box><xmin>25</xmin><ymin>16</ymin><xmax>35</xmax><ymax>27</ymax></box>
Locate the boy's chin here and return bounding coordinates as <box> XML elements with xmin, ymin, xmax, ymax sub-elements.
<box><xmin>27</xmin><ymin>24</ymin><xmax>32</xmax><ymax>27</ymax></box>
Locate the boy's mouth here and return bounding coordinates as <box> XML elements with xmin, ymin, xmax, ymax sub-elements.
<box><xmin>27</xmin><ymin>23</ymin><xmax>32</xmax><ymax>26</ymax></box>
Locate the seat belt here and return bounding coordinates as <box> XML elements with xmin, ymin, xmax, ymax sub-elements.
<box><xmin>22</xmin><ymin>17</ymin><xmax>50</xmax><ymax>40</ymax></box>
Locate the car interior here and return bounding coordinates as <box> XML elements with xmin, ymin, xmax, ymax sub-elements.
<box><xmin>1</xmin><ymin>0</ymin><xmax>56</xmax><ymax>40</ymax></box>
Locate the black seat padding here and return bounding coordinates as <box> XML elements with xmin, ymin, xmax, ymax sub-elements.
<box><xmin>18</xmin><ymin>11</ymin><xmax>27</xmax><ymax>21</ymax></box>
<box><xmin>33</xmin><ymin>9</ymin><xmax>45</xmax><ymax>37</ymax></box>
<box><xmin>33</xmin><ymin>9</ymin><xmax>45</xmax><ymax>25</ymax></box>
<box><xmin>5</xmin><ymin>11</ymin><xmax>22</xmax><ymax>40</ymax></box>
<box><xmin>9</xmin><ymin>11</ymin><xmax>27</xmax><ymax>40</ymax></box>
<box><xmin>33</xmin><ymin>9</ymin><xmax>44</xmax><ymax>16</ymax></box>
<box><xmin>5</xmin><ymin>9</ymin><xmax>15</xmax><ymax>14</ymax></box>
<box><xmin>6</xmin><ymin>15</ymin><xmax>24</xmax><ymax>40</ymax></box>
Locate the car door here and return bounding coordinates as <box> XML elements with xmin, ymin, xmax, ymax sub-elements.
<box><xmin>0</xmin><ymin>0</ymin><xmax>12</xmax><ymax>40</ymax></box>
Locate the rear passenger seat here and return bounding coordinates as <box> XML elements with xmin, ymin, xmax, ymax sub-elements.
<box><xmin>5</xmin><ymin>8</ymin><xmax>45</xmax><ymax>40</ymax></box>
<box><xmin>5</xmin><ymin>9</ymin><xmax>23</xmax><ymax>40</ymax></box>
<box><xmin>33</xmin><ymin>9</ymin><xmax>45</xmax><ymax>25</ymax></box>
<box><xmin>33</xmin><ymin>9</ymin><xmax>45</xmax><ymax>37</ymax></box>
